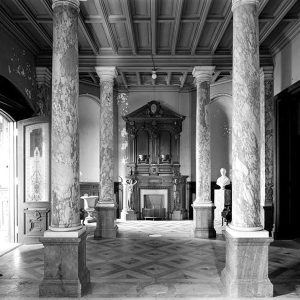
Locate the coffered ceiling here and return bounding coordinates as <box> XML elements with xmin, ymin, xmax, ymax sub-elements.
<box><xmin>1</xmin><ymin>0</ymin><xmax>300</xmax><ymax>90</ymax></box>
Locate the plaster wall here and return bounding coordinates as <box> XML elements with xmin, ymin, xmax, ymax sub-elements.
<box><xmin>274</xmin><ymin>31</ymin><xmax>300</xmax><ymax>95</ymax></box>
<box><xmin>79</xmin><ymin>95</ymin><xmax>100</xmax><ymax>182</ymax></box>
<box><xmin>0</xmin><ymin>27</ymin><xmax>36</xmax><ymax>106</ymax></box>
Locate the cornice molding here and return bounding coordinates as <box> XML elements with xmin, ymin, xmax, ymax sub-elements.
<box><xmin>36</xmin><ymin>67</ymin><xmax>52</xmax><ymax>87</ymax></box>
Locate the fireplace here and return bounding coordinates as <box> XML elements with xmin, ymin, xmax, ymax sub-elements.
<box><xmin>140</xmin><ymin>189</ymin><xmax>168</xmax><ymax>219</ymax></box>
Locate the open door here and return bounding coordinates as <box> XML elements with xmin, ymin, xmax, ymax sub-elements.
<box><xmin>17</xmin><ymin>116</ymin><xmax>50</xmax><ymax>244</ymax></box>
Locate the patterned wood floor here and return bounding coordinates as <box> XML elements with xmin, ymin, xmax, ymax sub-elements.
<box><xmin>0</xmin><ymin>220</ymin><xmax>299</xmax><ymax>298</ymax></box>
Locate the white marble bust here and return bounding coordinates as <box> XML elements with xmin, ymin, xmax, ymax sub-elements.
<box><xmin>216</xmin><ymin>168</ymin><xmax>231</xmax><ymax>190</ymax></box>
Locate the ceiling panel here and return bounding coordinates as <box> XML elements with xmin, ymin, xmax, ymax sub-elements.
<box><xmin>80</xmin><ymin>1</ymin><xmax>100</xmax><ymax>17</ymax></box>
<box><xmin>177</xmin><ymin>22</ymin><xmax>197</xmax><ymax>49</ymax></box>
<box><xmin>18</xmin><ymin>23</ymin><xmax>48</xmax><ymax>48</ymax></box>
<box><xmin>197</xmin><ymin>22</ymin><xmax>219</xmax><ymax>48</ymax></box>
<box><xmin>209</xmin><ymin>0</ymin><xmax>230</xmax><ymax>17</ymax></box>
<box><xmin>78</xmin><ymin>26</ymin><xmax>92</xmax><ymax>49</ymax></box>
<box><xmin>90</xmin><ymin>23</ymin><xmax>110</xmax><ymax>48</ymax></box>
<box><xmin>132</xmin><ymin>0</ymin><xmax>150</xmax><ymax>17</ymax></box>
<box><xmin>262</xmin><ymin>0</ymin><xmax>285</xmax><ymax>16</ymax></box>
<box><xmin>182</xmin><ymin>0</ymin><xmax>202</xmax><ymax>17</ymax></box>
<box><xmin>158</xmin><ymin>22</ymin><xmax>172</xmax><ymax>48</ymax></box>
<box><xmin>25</xmin><ymin>0</ymin><xmax>49</xmax><ymax>16</ymax></box>
<box><xmin>104</xmin><ymin>0</ymin><xmax>123</xmax><ymax>15</ymax></box>
<box><xmin>158</xmin><ymin>0</ymin><xmax>175</xmax><ymax>18</ymax></box>
<box><xmin>112</xmin><ymin>22</ymin><xmax>130</xmax><ymax>48</ymax></box>
<box><xmin>217</xmin><ymin>21</ymin><xmax>232</xmax><ymax>50</ymax></box>
<box><xmin>135</xmin><ymin>22</ymin><xmax>151</xmax><ymax>49</ymax></box>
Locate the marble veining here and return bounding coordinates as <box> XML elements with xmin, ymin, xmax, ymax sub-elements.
<box><xmin>50</xmin><ymin>1</ymin><xmax>81</xmax><ymax>229</ymax></box>
<box><xmin>99</xmin><ymin>80</ymin><xmax>115</xmax><ymax>203</ymax></box>
<box><xmin>231</xmin><ymin>1</ymin><xmax>261</xmax><ymax>229</ymax></box>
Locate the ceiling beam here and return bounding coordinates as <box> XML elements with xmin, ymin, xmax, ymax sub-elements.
<box><xmin>41</xmin><ymin>0</ymin><xmax>53</xmax><ymax>16</ymax></box>
<box><xmin>136</xmin><ymin>72</ymin><xmax>142</xmax><ymax>85</ymax></box>
<box><xmin>0</xmin><ymin>7</ymin><xmax>39</xmax><ymax>55</ymax></box>
<box><xmin>89</xmin><ymin>72</ymin><xmax>98</xmax><ymax>84</ymax></box>
<box><xmin>259</xmin><ymin>0</ymin><xmax>270</xmax><ymax>14</ymax></box>
<box><xmin>12</xmin><ymin>0</ymin><xmax>52</xmax><ymax>47</ymax></box>
<box><xmin>94</xmin><ymin>0</ymin><xmax>118</xmax><ymax>54</ymax></box>
<box><xmin>122</xmin><ymin>0</ymin><xmax>137</xmax><ymax>55</ymax></box>
<box><xmin>120</xmin><ymin>71</ymin><xmax>128</xmax><ymax>89</ymax></box>
<box><xmin>78</xmin><ymin>13</ymin><xmax>99</xmax><ymax>55</ymax></box>
<box><xmin>180</xmin><ymin>72</ymin><xmax>188</xmax><ymax>88</ymax></box>
<box><xmin>171</xmin><ymin>0</ymin><xmax>184</xmax><ymax>55</ymax></box>
<box><xmin>191</xmin><ymin>0</ymin><xmax>213</xmax><ymax>55</ymax></box>
<box><xmin>166</xmin><ymin>72</ymin><xmax>172</xmax><ymax>85</ymax></box>
<box><xmin>260</xmin><ymin>0</ymin><xmax>298</xmax><ymax>45</ymax></box>
<box><xmin>151</xmin><ymin>0</ymin><xmax>157</xmax><ymax>55</ymax></box>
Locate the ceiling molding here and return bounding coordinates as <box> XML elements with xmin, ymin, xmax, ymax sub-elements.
<box><xmin>93</xmin><ymin>0</ymin><xmax>118</xmax><ymax>54</ymax></box>
<box><xmin>0</xmin><ymin>7</ymin><xmax>39</xmax><ymax>55</ymax></box>
<box><xmin>122</xmin><ymin>0</ymin><xmax>137</xmax><ymax>55</ymax></box>
<box><xmin>171</xmin><ymin>0</ymin><xmax>184</xmax><ymax>55</ymax></box>
<box><xmin>151</xmin><ymin>0</ymin><xmax>157</xmax><ymax>55</ymax></box>
<box><xmin>12</xmin><ymin>0</ymin><xmax>52</xmax><ymax>47</ymax></box>
<box><xmin>259</xmin><ymin>0</ymin><xmax>298</xmax><ymax>45</ymax></box>
<box><xmin>191</xmin><ymin>0</ymin><xmax>213</xmax><ymax>55</ymax></box>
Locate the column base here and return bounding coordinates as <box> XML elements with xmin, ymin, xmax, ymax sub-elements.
<box><xmin>171</xmin><ymin>210</ymin><xmax>183</xmax><ymax>220</ymax></box>
<box><xmin>121</xmin><ymin>209</ymin><xmax>137</xmax><ymax>221</ymax></box>
<box><xmin>192</xmin><ymin>202</ymin><xmax>216</xmax><ymax>238</ymax></box>
<box><xmin>221</xmin><ymin>226</ymin><xmax>273</xmax><ymax>297</ymax></box>
<box><xmin>39</xmin><ymin>228</ymin><xmax>90</xmax><ymax>297</ymax></box>
<box><xmin>94</xmin><ymin>203</ymin><xmax>118</xmax><ymax>239</ymax></box>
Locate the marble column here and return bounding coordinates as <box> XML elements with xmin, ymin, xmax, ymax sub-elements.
<box><xmin>221</xmin><ymin>0</ymin><xmax>273</xmax><ymax>297</ymax></box>
<box><xmin>35</xmin><ymin>67</ymin><xmax>51</xmax><ymax>116</ymax></box>
<box><xmin>260</xmin><ymin>66</ymin><xmax>274</xmax><ymax>234</ymax></box>
<box><xmin>192</xmin><ymin>66</ymin><xmax>216</xmax><ymax>238</ymax></box>
<box><xmin>39</xmin><ymin>0</ymin><xmax>89</xmax><ymax>297</ymax></box>
<box><xmin>94</xmin><ymin>66</ymin><xmax>118</xmax><ymax>238</ymax></box>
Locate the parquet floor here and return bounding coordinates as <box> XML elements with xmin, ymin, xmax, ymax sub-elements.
<box><xmin>0</xmin><ymin>220</ymin><xmax>299</xmax><ymax>299</ymax></box>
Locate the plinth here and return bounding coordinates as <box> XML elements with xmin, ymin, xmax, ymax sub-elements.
<box><xmin>171</xmin><ymin>210</ymin><xmax>183</xmax><ymax>220</ymax></box>
<box><xmin>94</xmin><ymin>203</ymin><xmax>118</xmax><ymax>239</ymax></box>
<box><xmin>192</xmin><ymin>202</ymin><xmax>216</xmax><ymax>238</ymax></box>
<box><xmin>221</xmin><ymin>226</ymin><xmax>273</xmax><ymax>297</ymax></box>
<box><xmin>214</xmin><ymin>189</ymin><xmax>231</xmax><ymax>234</ymax></box>
<box><xmin>39</xmin><ymin>227</ymin><xmax>90</xmax><ymax>297</ymax></box>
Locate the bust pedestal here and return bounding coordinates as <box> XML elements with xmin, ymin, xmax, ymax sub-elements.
<box><xmin>121</xmin><ymin>209</ymin><xmax>137</xmax><ymax>220</ymax></box>
<box><xmin>214</xmin><ymin>189</ymin><xmax>231</xmax><ymax>234</ymax></box>
<box><xmin>171</xmin><ymin>210</ymin><xmax>183</xmax><ymax>220</ymax></box>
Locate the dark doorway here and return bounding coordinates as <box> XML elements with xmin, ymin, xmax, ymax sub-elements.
<box><xmin>275</xmin><ymin>81</ymin><xmax>300</xmax><ymax>239</ymax></box>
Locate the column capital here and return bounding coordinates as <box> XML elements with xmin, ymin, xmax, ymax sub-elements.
<box><xmin>95</xmin><ymin>66</ymin><xmax>118</xmax><ymax>82</ymax></box>
<box><xmin>260</xmin><ymin>66</ymin><xmax>274</xmax><ymax>81</ymax></box>
<box><xmin>232</xmin><ymin>0</ymin><xmax>259</xmax><ymax>11</ymax></box>
<box><xmin>36</xmin><ymin>67</ymin><xmax>51</xmax><ymax>87</ymax></box>
<box><xmin>192</xmin><ymin>66</ymin><xmax>215</xmax><ymax>83</ymax></box>
<box><xmin>52</xmin><ymin>0</ymin><xmax>80</xmax><ymax>10</ymax></box>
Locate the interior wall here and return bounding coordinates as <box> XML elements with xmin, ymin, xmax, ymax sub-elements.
<box><xmin>79</xmin><ymin>95</ymin><xmax>100</xmax><ymax>182</ymax></box>
<box><xmin>274</xmin><ymin>31</ymin><xmax>300</xmax><ymax>95</ymax></box>
<box><xmin>0</xmin><ymin>27</ymin><xmax>36</xmax><ymax>106</ymax></box>
<box><xmin>125</xmin><ymin>90</ymin><xmax>192</xmax><ymax>179</ymax></box>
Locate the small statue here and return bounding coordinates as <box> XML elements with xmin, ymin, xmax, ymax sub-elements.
<box><xmin>126</xmin><ymin>179</ymin><xmax>137</xmax><ymax>210</ymax></box>
<box><xmin>216</xmin><ymin>168</ymin><xmax>231</xmax><ymax>190</ymax></box>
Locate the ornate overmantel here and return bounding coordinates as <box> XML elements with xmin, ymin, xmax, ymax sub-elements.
<box><xmin>123</xmin><ymin>101</ymin><xmax>188</xmax><ymax>220</ymax></box>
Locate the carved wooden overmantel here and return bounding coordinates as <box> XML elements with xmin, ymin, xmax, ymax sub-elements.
<box><xmin>123</xmin><ymin>101</ymin><xmax>188</xmax><ymax>219</ymax></box>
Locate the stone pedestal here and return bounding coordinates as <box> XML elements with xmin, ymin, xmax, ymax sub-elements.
<box><xmin>39</xmin><ymin>228</ymin><xmax>90</xmax><ymax>297</ymax></box>
<box><xmin>192</xmin><ymin>202</ymin><xmax>216</xmax><ymax>238</ymax></box>
<box><xmin>214</xmin><ymin>189</ymin><xmax>231</xmax><ymax>234</ymax></box>
<box><xmin>94</xmin><ymin>204</ymin><xmax>118</xmax><ymax>239</ymax></box>
<box><xmin>171</xmin><ymin>210</ymin><xmax>183</xmax><ymax>220</ymax></box>
<box><xmin>121</xmin><ymin>209</ymin><xmax>137</xmax><ymax>220</ymax></box>
<box><xmin>221</xmin><ymin>226</ymin><xmax>273</xmax><ymax>297</ymax></box>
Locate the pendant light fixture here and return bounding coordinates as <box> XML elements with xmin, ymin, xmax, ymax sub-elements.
<box><xmin>151</xmin><ymin>54</ymin><xmax>157</xmax><ymax>80</ymax></box>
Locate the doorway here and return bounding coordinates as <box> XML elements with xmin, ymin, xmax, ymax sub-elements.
<box><xmin>0</xmin><ymin>113</ymin><xmax>16</xmax><ymax>244</ymax></box>
<box><xmin>275</xmin><ymin>81</ymin><xmax>300</xmax><ymax>239</ymax></box>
